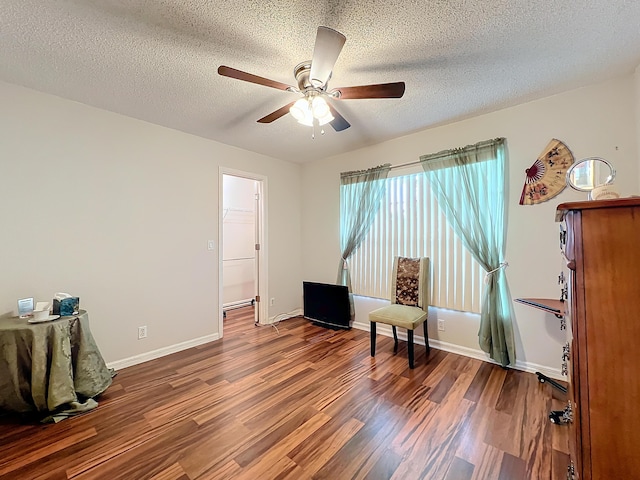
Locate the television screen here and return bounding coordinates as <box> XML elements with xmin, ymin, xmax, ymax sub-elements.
<box><xmin>303</xmin><ymin>281</ymin><xmax>351</xmax><ymax>330</ymax></box>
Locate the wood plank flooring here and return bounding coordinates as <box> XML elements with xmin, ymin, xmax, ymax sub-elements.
<box><xmin>0</xmin><ymin>307</ymin><xmax>570</xmax><ymax>479</ymax></box>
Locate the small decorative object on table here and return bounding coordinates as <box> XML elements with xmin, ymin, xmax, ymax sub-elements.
<box><xmin>17</xmin><ymin>297</ymin><xmax>34</xmax><ymax>318</ymax></box>
<box><xmin>31</xmin><ymin>302</ymin><xmax>52</xmax><ymax>322</ymax></box>
<box><xmin>53</xmin><ymin>292</ymin><xmax>80</xmax><ymax>316</ymax></box>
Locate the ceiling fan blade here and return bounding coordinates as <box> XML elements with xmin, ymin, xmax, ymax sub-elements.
<box><xmin>309</xmin><ymin>26</ymin><xmax>346</xmax><ymax>87</ymax></box>
<box><xmin>328</xmin><ymin>103</ymin><xmax>350</xmax><ymax>131</ymax></box>
<box><xmin>257</xmin><ymin>101</ymin><xmax>297</xmax><ymax>123</ymax></box>
<box><xmin>218</xmin><ymin>65</ymin><xmax>293</xmax><ymax>91</ymax></box>
<box><xmin>334</xmin><ymin>82</ymin><xmax>406</xmax><ymax>100</ymax></box>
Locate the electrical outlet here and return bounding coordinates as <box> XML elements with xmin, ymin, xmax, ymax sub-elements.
<box><xmin>270</xmin><ymin>298</ymin><xmax>275</xmax><ymax>306</ymax></box>
<box><xmin>138</xmin><ymin>326</ymin><xmax>147</xmax><ymax>339</ymax></box>
<box><xmin>437</xmin><ymin>319</ymin><xmax>445</xmax><ymax>331</ymax></box>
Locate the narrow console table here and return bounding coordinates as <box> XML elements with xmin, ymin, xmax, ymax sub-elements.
<box><xmin>0</xmin><ymin>310</ymin><xmax>112</xmax><ymax>415</ymax></box>
<box><xmin>514</xmin><ymin>297</ymin><xmax>568</xmax><ymax>395</ymax></box>
<box><xmin>514</xmin><ymin>297</ymin><xmax>565</xmax><ymax>318</ymax></box>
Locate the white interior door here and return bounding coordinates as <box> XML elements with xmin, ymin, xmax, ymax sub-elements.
<box><xmin>253</xmin><ymin>181</ymin><xmax>262</xmax><ymax>325</ymax></box>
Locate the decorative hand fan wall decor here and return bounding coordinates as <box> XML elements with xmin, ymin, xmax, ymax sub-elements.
<box><xmin>519</xmin><ymin>139</ymin><xmax>575</xmax><ymax>205</ymax></box>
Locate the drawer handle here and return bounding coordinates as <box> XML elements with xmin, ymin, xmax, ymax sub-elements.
<box><xmin>559</xmin><ymin>227</ymin><xmax>567</xmax><ymax>246</ymax></box>
<box><xmin>560</xmin><ymin>285</ymin><xmax>568</xmax><ymax>301</ymax></box>
<box><xmin>550</xmin><ymin>401</ymin><xmax>573</xmax><ymax>425</ymax></box>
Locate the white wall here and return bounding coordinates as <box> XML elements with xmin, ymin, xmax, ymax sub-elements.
<box><xmin>0</xmin><ymin>81</ymin><xmax>302</xmax><ymax>365</ymax></box>
<box><xmin>302</xmin><ymin>74</ymin><xmax>639</xmax><ymax>376</ymax></box>
<box><xmin>636</xmin><ymin>65</ymin><xmax>640</xmax><ymax>184</ymax></box>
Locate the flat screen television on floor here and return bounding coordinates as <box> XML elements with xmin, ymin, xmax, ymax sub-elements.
<box><xmin>303</xmin><ymin>281</ymin><xmax>351</xmax><ymax>330</ymax></box>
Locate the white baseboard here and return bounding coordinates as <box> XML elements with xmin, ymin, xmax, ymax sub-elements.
<box><xmin>106</xmin><ymin>333</ymin><xmax>219</xmax><ymax>371</ymax></box>
<box><xmin>352</xmin><ymin>320</ymin><xmax>563</xmax><ymax>381</ymax></box>
<box><xmin>108</xmin><ymin>309</ymin><xmax>301</xmax><ymax>371</ymax></box>
<box><xmin>108</xmin><ymin>318</ymin><xmax>563</xmax><ymax>382</ymax></box>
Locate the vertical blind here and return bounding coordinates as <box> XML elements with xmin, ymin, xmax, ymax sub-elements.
<box><xmin>347</xmin><ymin>172</ymin><xmax>484</xmax><ymax>314</ymax></box>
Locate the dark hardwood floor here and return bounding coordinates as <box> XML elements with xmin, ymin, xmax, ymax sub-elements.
<box><xmin>0</xmin><ymin>307</ymin><xmax>569</xmax><ymax>479</ymax></box>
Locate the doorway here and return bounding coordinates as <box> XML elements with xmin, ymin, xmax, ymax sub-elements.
<box><xmin>219</xmin><ymin>168</ymin><xmax>267</xmax><ymax>337</ymax></box>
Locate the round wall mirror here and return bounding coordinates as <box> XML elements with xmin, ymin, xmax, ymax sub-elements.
<box><xmin>566</xmin><ymin>157</ymin><xmax>616</xmax><ymax>192</ymax></box>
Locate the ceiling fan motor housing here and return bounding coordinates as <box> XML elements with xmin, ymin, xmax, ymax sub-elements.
<box><xmin>294</xmin><ymin>61</ymin><xmax>331</xmax><ymax>93</ymax></box>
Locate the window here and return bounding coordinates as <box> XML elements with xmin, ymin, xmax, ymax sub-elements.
<box><xmin>346</xmin><ymin>172</ymin><xmax>484</xmax><ymax>314</ymax></box>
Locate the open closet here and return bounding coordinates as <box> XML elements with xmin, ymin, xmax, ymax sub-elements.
<box><xmin>222</xmin><ymin>174</ymin><xmax>258</xmax><ymax>317</ymax></box>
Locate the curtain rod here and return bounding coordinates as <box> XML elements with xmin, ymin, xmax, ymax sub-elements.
<box><xmin>341</xmin><ymin>138</ymin><xmax>505</xmax><ymax>177</ymax></box>
<box><xmin>391</xmin><ymin>137</ymin><xmax>505</xmax><ymax>171</ymax></box>
<box><xmin>387</xmin><ymin>150</ymin><xmax>450</xmax><ymax>171</ymax></box>
<box><xmin>341</xmin><ymin>157</ymin><xmax>431</xmax><ymax>179</ymax></box>
<box><xmin>390</xmin><ymin>158</ymin><xmax>422</xmax><ymax>170</ymax></box>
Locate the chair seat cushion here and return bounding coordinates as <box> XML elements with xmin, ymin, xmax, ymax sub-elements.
<box><xmin>369</xmin><ymin>304</ymin><xmax>427</xmax><ymax>330</ymax></box>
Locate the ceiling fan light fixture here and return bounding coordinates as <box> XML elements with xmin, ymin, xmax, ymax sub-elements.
<box><xmin>317</xmin><ymin>111</ymin><xmax>334</xmax><ymax>126</ymax></box>
<box><xmin>311</xmin><ymin>96</ymin><xmax>330</xmax><ymax>118</ymax></box>
<box><xmin>298</xmin><ymin>115</ymin><xmax>314</xmax><ymax>127</ymax></box>
<box><xmin>290</xmin><ymin>98</ymin><xmax>312</xmax><ymax>124</ymax></box>
<box><xmin>290</xmin><ymin>94</ymin><xmax>334</xmax><ymax>126</ymax></box>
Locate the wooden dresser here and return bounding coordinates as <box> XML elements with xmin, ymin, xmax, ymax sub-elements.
<box><xmin>556</xmin><ymin>198</ymin><xmax>640</xmax><ymax>479</ymax></box>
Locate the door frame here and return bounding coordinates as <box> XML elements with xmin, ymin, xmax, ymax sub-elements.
<box><xmin>219</xmin><ymin>167</ymin><xmax>268</xmax><ymax>338</ymax></box>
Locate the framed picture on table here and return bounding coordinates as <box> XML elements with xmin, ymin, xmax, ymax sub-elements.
<box><xmin>18</xmin><ymin>297</ymin><xmax>34</xmax><ymax>318</ymax></box>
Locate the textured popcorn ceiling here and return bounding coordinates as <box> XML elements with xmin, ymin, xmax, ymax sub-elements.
<box><xmin>2</xmin><ymin>1</ymin><xmax>640</xmax><ymax>163</ymax></box>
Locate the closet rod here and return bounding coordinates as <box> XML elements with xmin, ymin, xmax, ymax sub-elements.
<box><xmin>224</xmin><ymin>207</ymin><xmax>254</xmax><ymax>213</ymax></box>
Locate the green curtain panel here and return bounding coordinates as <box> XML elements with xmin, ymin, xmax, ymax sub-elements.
<box><xmin>338</xmin><ymin>164</ymin><xmax>391</xmax><ymax>315</ymax></box>
<box><xmin>420</xmin><ymin>138</ymin><xmax>516</xmax><ymax>366</ymax></box>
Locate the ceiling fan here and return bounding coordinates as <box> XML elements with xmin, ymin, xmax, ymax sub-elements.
<box><xmin>218</xmin><ymin>26</ymin><xmax>405</xmax><ymax>132</ymax></box>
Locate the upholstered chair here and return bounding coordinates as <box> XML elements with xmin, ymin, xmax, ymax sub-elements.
<box><xmin>369</xmin><ymin>256</ymin><xmax>430</xmax><ymax>369</ymax></box>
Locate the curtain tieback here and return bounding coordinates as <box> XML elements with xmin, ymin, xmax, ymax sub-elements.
<box><xmin>484</xmin><ymin>262</ymin><xmax>508</xmax><ymax>283</ymax></box>
<box><xmin>342</xmin><ymin>258</ymin><xmax>348</xmax><ymax>269</ymax></box>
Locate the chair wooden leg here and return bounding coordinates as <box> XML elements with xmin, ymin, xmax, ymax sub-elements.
<box><xmin>370</xmin><ymin>321</ymin><xmax>376</xmax><ymax>357</ymax></box>
<box><xmin>423</xmin><ymin>321</ymin><xmax>430</xmax><ymax>354</ymax></box>
<box><xmin>392</xmin><ymin>326</ymin><xmax>398</xmax><ymax>354</ymax></box>
<box><xmin>408</xmin><ymin>329</ymin><xmax>415</xmax><ymax>369</ymax></box>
